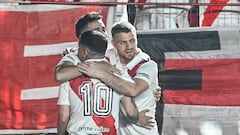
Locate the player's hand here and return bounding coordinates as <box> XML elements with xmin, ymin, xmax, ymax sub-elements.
<box><xmin>153</xmin><ymin>86</ymin><xmax>161</xmax><ymax>101</ymax></box>
<box><xmin>62</xmin><ymin>47</ymin><xmax>78</xmax><ymax>56</ymax></box>
<box><xmin>77</xmin><ymin>61</ymin><xmax>121</xmax><ymax>79</ymax></box>
<box><xmin>137</xmin><ymin>109</ymin><xmax>154</xmax><ymax>130</ymax></box>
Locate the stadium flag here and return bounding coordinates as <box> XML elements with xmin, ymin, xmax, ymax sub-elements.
<box><xmin>0</xmin><ymin>4</ymin><xmax>109</xmax><ymax>134</ymax></box>
<box><xmin>201</xmin><ymin>0</ymin><xmax>230</xmax><ymax>26</ymax></box>
<box><xmin>199</xmin><ymin>0</ymin><xmax>240</xmax><ymax>27</ymax></box>
<box><xmin>137</xmin><ymin>27</ymin><xmax>240</xmax><ymax>135</ymax></box>
<box><xmin>1</xmin><ymin>2</ymin><xmax>240</xmax><ymax>135</ymax></box>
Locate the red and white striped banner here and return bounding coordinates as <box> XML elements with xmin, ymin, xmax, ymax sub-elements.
<box><xmin>0</xmin><ymin>4</ymin><xmax>109</xmax><ymax>133</ymax></box>
<box><xmin>0</xmin><ymin>2</ymin><xmax>240</xmax><ymax>135</ymax></box>
<box><xmin>137</xmin><ymin>27</ymin><xmax>240</xmax><ymax>135</ymax></box>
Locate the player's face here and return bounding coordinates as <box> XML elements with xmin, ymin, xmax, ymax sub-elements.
<box><xmin>87</xmin><ymin>20</ymin><xmax>107</xmax><ymax>35</ymax></box>
<box><xmin>112</xmin><ymin>32</ymin><xmax>138</xmax><ymax>65</ymax></box>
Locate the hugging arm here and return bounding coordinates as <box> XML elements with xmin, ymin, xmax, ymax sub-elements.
<box><xmin>121</xmin><ymin>96</ymin><xmax>139</xmax><ymax>123</ymax></box>
<box><xmin>121</xmin><ymin>97</ymin><xmax>155</xmax><ymax>129</ymax></box>
<box><xmin>77</xmin><ymin>61</ymin><xmax>148</xmax><ymax>97</ymax></box>
<box><xmin>54</xmin><ymin>61</ymin><xmax>83</xmax><ymax>83</ymax></box>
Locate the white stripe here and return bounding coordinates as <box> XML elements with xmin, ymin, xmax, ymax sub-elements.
<box><xmin>21</xmin><ymin>86</ymin><xmax>59</xmax><ymax>100</ymax></box>
<box><xmin>162</xmin><ymin>104</ymin><xmax>240</xmax><ymax>135</ymax></box>
<box><xmin>0</xmin><ymin>4</ymin><xmax>82</xmax><ymax>12</ymax></box>
<box><xmin>24</xmin><ymin>42</ymin><xmax>77</xmax><ymax>57</ymax></box>
<box><xmin>0</xmin><ymin>128</ymin><xmax>57</xmax><ymax>134</ymax></box>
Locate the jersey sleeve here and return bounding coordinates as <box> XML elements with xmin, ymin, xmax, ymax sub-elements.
<box><xmin>56</xmin><ymin>54</ymin><xmax>81</xmax><ymax>67</ymax></box>
<box><xmin>134</xmin><ymin>60</ymin><xmax>158</xmax><ymax>87</ymax></box>
<box><xmin>57</xmin><ymin>81</ymin><xmax>71</xmax><ymax>105</ymax></box>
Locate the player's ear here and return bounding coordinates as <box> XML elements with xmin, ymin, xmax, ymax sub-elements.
<box><xmin>83</xmin><ymin>48</ymin><xmax>89</xmax><ymax>58</ymax></box>
<box><xmin>111</xmin><ymin>39</ymin><xmax>116</xmax><ymax>48</ymax></box>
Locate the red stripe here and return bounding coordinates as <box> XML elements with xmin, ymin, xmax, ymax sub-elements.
<box><xmin>128</xmin><ymin>59</ymin><xmax>148</xmax><ymax>77</ymax></box>
<box><xmin>92</xmin><ymin>115</ymin><xmax>117</xmax><ymax>135</ymax></box>
<box><xmin>137</xmin><ymin>0</ymin><xmax>147</xmax><ymax>9</ymax></box>
<box><xmin>202</xmin><ymin>0</ymin><xmax>229</xmax><ymax>26</ymax></box>
<box><xmin>70</xmin><ymin>77</ymin><xmax>92</xmax><ymax>101</ymax></box>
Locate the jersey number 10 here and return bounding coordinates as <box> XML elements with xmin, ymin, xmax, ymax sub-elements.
<box><xmin>79</xmin><ymin>82</ymin><xmax>113</xmax><ymax>116</ymax></box>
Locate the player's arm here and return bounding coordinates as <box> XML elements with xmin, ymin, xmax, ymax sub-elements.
<box><xmin>57</xmin><ymin>105</ymin><xmax>70</xmax><ymax>135</ymax></box>
<box><xmin>120</xmin><ymin>96</ymin><xmax>139</xmax><ymax>123</ymax></box>
<box><xmin>54</xmin><ymin>61</ymin><xmax>83</xmax><ymax>83</ymax></box>
<box><xmin>54</xmin><ymin>53</ymin><xmax>84</xmax><ymax>83</ymax></box>
<box><xmin>121</xmin><ymin>97</ymin><xmax>155</xmax><ymax>129</ymax></box>
<box><xmin>77</xmin><ymin>61</ymin><xmax>152</xmax><ymax>97</ymax></box>
<box><xmin>54</xmin><ymin>55</ymin><xmax>120</xmax><ymax>83</ymax></box>
<box><xmin>115</xmin><ymin>77</ymin><xmax>148</xmax><ymax>97</ymax></box>
<box><xmin>137</xmin><ymin>109</ymin><xmax>155</xmax><ymax>129</ymax></box>
<box><xmin>76</xmin><ymin>61</ymin><xmax>161</xmax><ymax>100</ymax></box>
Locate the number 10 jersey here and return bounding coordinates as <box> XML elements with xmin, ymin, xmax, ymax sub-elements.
<box><xmin>58</xmin><ymin>76</ymin><xmax>121</xmax><ymax>135</ymax></box>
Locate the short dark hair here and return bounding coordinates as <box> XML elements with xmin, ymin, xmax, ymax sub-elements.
<box><xmin>111</xmin><ymin>21</ymin><xmax>136</xmax><ymax>38</ymax></box>
<box><xmin>75</xmin><ymin>12</ymin><xmax>103</xmax><ymax>38</ymax></box>
<box><xmin>79</xmin><ymin>30</ymin><xmax>108</xmax><ymax>56</ymax></box>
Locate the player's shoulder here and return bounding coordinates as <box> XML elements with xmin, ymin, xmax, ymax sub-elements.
<box><xmin>147</xmin><ymin>59</ymin><xmax>157</xmax><ymax>66</ymax></box>
<box><xmin>105</xmin><ymin>48</ymin><xmax>116</xmax><ymax>57</ymax></box>
<box><xmin>61</xmin><ymin>54</ymin><xmax>80</xmax><ymax>65</ymax></box>
<box><xmin>140</xmin><ymin>52</ymin><xmax>157</xmax><ymax>67</ymax></box>
<box><xmin>141</xmin><ymin>60</ymin><xmax>158</xmax><ymax>70</ymax></box>
<box><xmin>69</xmin><ymin>77</ymin><xmax>92</xmax><ymax>90</ymax></box>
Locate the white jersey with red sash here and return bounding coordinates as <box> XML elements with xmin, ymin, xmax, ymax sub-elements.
<box><xmin>57</xmin><ymin>59</ymin><xmax>121</xmax><ymax>135</ymax></box>
<box><xmin>105</xmin><ymin>48</ymin><xmax>159</xmax><ymax>135</ymax></box>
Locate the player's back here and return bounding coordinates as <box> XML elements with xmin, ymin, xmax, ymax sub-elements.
<box><xmin>67</xmin><ymin>77</ymin><xmax>121</xmax><ymax>135</ymax></box>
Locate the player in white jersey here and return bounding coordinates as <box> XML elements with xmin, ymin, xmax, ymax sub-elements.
<box><xmin>57</xmin><ymin>30</ymin><xmax>139</xmax><ymax>135</ymax></box>
<box><xmin>78</xmin><ymin>21</ymin><xmax>159</xmax><ymax>135</ymax></box>
<box><xmin>58</xmin><ymin>78</ymin><xmax>121</xmax><ymax>135</ymax></box>
<box><xmin>105</xmin><ymin>48</ymin><xmax>159</xmax><ymax>135</ymax></box>
<box><xmin>55</xmin><ymin>12</ymin><xmax>161</xmax><ymax>133</ymax></box>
